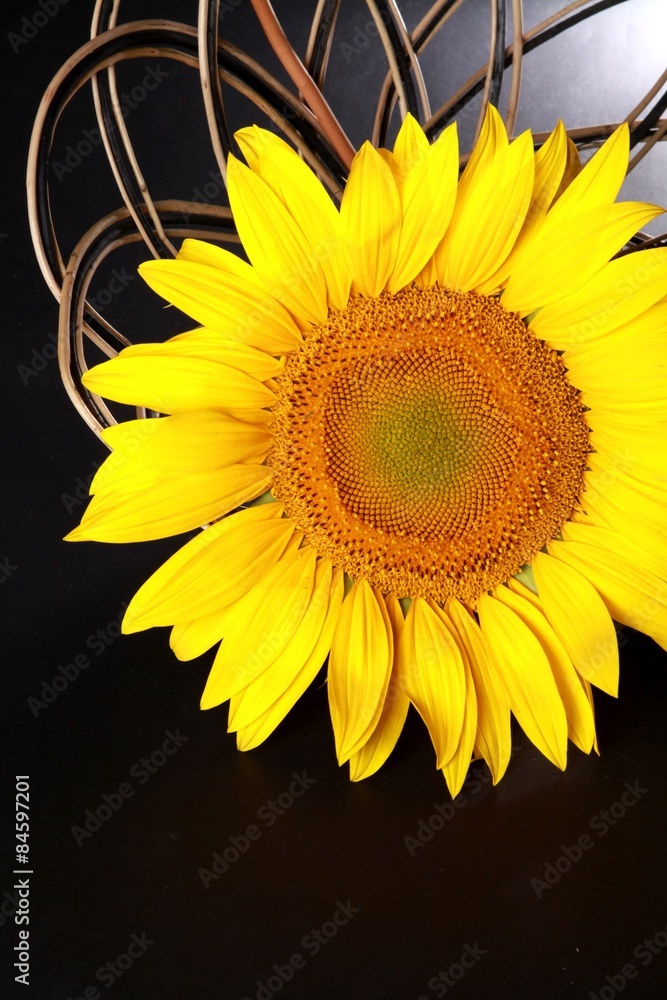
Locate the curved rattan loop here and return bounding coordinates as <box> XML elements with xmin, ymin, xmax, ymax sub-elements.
<box><xmin>27</xmin><ymin>0</ymin><xmax>667</xmax><ymax>438</ymax></box>
<box><xmin>249</xmin><ymin>0</ymin><xmax>355</xmax><ymax>168</ymax></box>
<box><xmin>305</xmin><ymin>0</ymin><xmax>342</xmax><ymax>89</ymax></box>
<box><xmin>91</xmin><ymin>0</ymin><xmax>176</xmax><ymax>257</ymax></box>
<box><xmin>372</xmin><ymin>0</ymin><xmax>464</xmax><ymax>146</ymax></box>
<box><xmin>474</xmin><ymin>0</ymin><xmax>506</xmax><ymax>143</ymax></box>
<box><xmin>198</xmin><ymin>0</ymin><xmax>233</xmax><ymax>184</ymax></box>
<box><xmin>365</xmin><ymin>0</ymin><xmax>419</xmax><ymax>120</ymax></box>
<box><xmin>60</xmin><ymin>203</ymin><xmax>238</xmax><ymax>435</ymax></box>
<box><xmin>424</xmin><ymin>0</ymin><xmax>633</xmax><ymax>138</ymax></box>
<box><xmin>28</xmin><ymin>21</ymin><xmax>349</xmax><ymax>296</ymax></box>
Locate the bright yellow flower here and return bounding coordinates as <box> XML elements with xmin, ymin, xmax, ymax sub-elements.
<box><xmin>68</xmin><ymin>108</ymin><xmax>667</xmax><ymax>796</ymax></box>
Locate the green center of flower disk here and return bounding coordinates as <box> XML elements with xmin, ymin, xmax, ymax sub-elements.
<box><xmin>270</xmin><ymin>285</ymin><xmax>590</xmax><ymax>604</ymax></box>
<box><xmin>325</xmin><ymin>352</ymin><xmax>509</xmax><ymax>536</ymax></box>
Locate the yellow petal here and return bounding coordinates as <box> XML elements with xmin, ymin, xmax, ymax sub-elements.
<box><xmin>589</xmin><ymin>482</ymin><xmax>666</xmax><ymax>548</ymax></box>
<box><xmin>477</xmin><ymin>592</ymin><xmax>568</xmax><ymax>769</ymax></box>
<box><xmin>235</xmin><ymin>567</ymin><xmax>344</xmax><ymax>751</ymax></box>
<box><xmin>236</xmin><ymin>127</ymin><xmax>351</xmax><ymax>311</ymax></box>
<box><xmin>554</xmin><ymin>136</ymin><xmax>583</xmax><ymax>202</ymax></box>
<box><xmin>437</xmin><ymin>130</ymin><xmax>535</xmax><ymax>292</ymax></box>
<box><xmin>585</xmin><ymin>452</ymin><xmax>667</xmax><ymax>528</ymax></box>
<box><xmin>121</xmin><ymin>504</ymin><xmax>291</xmax><ymax>631</ymax></box>
<box><xmin>415</xmin><ymin>254</ymin><xmax>438</xmax><ymax>288</ymax></box>
<box><xmin>392</xmin><ymin>113</ymin><xmax>430</xmax><ymax>176</ymax></box>
<box><xmin>561</xmin><ymin>519</ymin><xmax>667</xmax><ymax>591</ymax></box>
<box><xmin>580</xmin><ymin>481</ymin><xmax>665</xmax><ymax>558</ymax></box>
<box><xmin>589</xmin><ymin>433</ymin><xmax>667</xmax><ymax>489</ymax></box>
<box><xmin>89</xmin><ymin>449</ymin><xmax>162</xmax><ymax>496</ymax></box>
<box><xmin>397</xmin><ymin>598</ymin><xmax>466</xmax><ymax>769</ymax></box>
<box><xmin>67</xmin><ymin>464</ymin><xmax>271</xmax><ymax>543</ymax></box>
<box><xmin>548</xmin><ymin>538</ymin><xmax>667</xmax><ymax>651</ymax></box>
<box><xmin>530</xmin><ymin>249</ymin><xmax>667</xmax><ymax>347</ymax></box>
<box><xmin>328</xmin><ymin>579</ymin><xmax>393</xmax><ymax>762</ymax></box>
<box><xmin>430</xmin><ymin>105</ymin><xmax>508</xmax><ymax>286</ymax></box>
<box><xmin>563</xmin><ymin>321</ymin><xmax>667</xmax><ymax>402</ymax></box>
<box><xmin>587</xmin><ymin>397</ymin><xmax>667</xmax><ymax>432</ymax></box>
<box><xmin>349</xmin><ymin>595</ymin><xmax>410</xmax><ymax>781</ymax></box>
<box><xmin>447</xmin><ymin>599</ymin><xmax>511</xmax><ymax>784</ymax></box>
<box><xmin>498</xmin><ymin>118</ymin><xmax>628</xmax><ymax>296</ymax></box>
<box><xmin>82</xmin><ymin>353</ymin><xmax>274</xmax><ymax>414</ymax></box>
<box><xmin>170</xmin><ymin>605</ymin><xmax>237</xmax><ymax>661</ymax></box>
<box><xmin>507</xmin><ymin>575</ymin><xmax>540</xmax><ymax>608</ymax></box>
<box><xmin>456</xmin><ymin>103</ymin><xmax>508</xmax><ymax>202</ymax></box>
<box><xmin>227</xmin><ymin>153</ymin><xmax>328</xmax><ymax>327</ymax></box>
<box><xmin>201</xmin><ymin>546</ymin><xmax>318</xmax><ymax>708</ymax></box>
<box><xmin>377</xmin><ymin>146</ymin><xmax>400</xmax><ymax>183</ymax></box>
<box><xmin>547</xmin><ymin>122</ymin><xmax>630</xmax><ymax>227</ymax></box>
<box><xmin>340</xmin><ymin>142</ymin><xmax>401</xmax><ymax>297</ymax></box>
<box><xmin>228</xmin><ymin>558</ymin><xmax>334</xmax><ymax>730</ymax></box>
<box><xmin>528</xmin><ymin>121</ymin><xmax>569</xmax><ymax>226</ymax></box>
<box><xmin>476</xmin><ymin>121</ymin><xmax>567</xmax><ymax>294</ymax></box>
<box><xmin>141</xmin><ymin>250</ymin><xmax>302</xmax><ymax>354</ymax></box>
<box><xmin>494</xmin><ymin>583</ymin><xmax>596</xmax><ymax>754</ymax></box>
<box><xmin>502</xmin><ymin>201</ymin><xmax>663</xmax><ymax>316</ymax></box>
<box><xmin>509</xmin><ymin>122</ymin><xmax>628</xmax><ymax>296</ymax></box>
<box><xmin>439</xmin><ymin>606</ymin><xmax>477</xmax><ymax>798</ymax></box>
<box><xmin>531</xmin><ymin>551</ymin><xmax>619</xmax><ymax>697</ymax></box>
<box><xmin>101</xmin><ymin>411</ymin><xmax>270</xmax><ymax>471</ymax></box>
<box><xmin>591</xmin><ymin>442</ymin><xmax>667</xmax><ymax>497</ymax></box>
<box><xmin>581</xmin><ymin>677</ymin><xmax>600</xmax><ymax>755</ymax></box>
<box><xmin>387</xmin><ymin>123</ymin><xmax>459</xmax><ymax>293</ymax></box>
<box><xmin>120</xmin><ymin>330</ymin><xmax>284</xmax><ymax>381</ymax></box>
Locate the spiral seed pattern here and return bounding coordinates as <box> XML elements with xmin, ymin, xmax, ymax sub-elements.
<box><xmin>270</xmin><ymin>285</ymin><xmax>589</xmax><ymax>603</ymax></box>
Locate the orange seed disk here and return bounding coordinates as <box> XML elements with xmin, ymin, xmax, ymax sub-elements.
<box><xmin>270</xmin><ymin>285</ymin><xmax>589</xmax><ymax>603</ymax></box>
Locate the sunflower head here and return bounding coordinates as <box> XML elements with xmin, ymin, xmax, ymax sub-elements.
<box><xmin>68</xmin><ymin>106</ymin><xmax>667</xmax><ymax>796</ymax></box>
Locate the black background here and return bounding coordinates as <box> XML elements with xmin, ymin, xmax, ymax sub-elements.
<box><xmin>2</xmin><ymin>1</ymin><xmax>667</xmax><ymax>998</ymax></box>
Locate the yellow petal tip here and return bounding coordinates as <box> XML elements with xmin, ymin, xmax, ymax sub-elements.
<box><xmin>120</xmin><ymin>614</ymin><xmax>145</xmax><ymax>636</ymax></box>
<box><xmin>63</xmin><ymin>528</ymin><xmax>85</xmax><ymax>542</ymax></box>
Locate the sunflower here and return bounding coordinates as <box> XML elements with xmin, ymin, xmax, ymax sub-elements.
<box><xmin>67</xmin><ymin>106</ymin><xmax>667</xmax><ymax>796</ymax></box>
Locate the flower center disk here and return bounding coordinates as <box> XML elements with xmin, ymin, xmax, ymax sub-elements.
<box><xmin>270</xmin><ymin>285</ymin><xmax>589</xmax><ymax>603</ymax></box>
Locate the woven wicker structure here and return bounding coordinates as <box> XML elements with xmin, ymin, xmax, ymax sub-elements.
<box><xmin>27</xmin><ymin>0</ymin><xmax>667</xmax><ymax>437</ymax></box>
